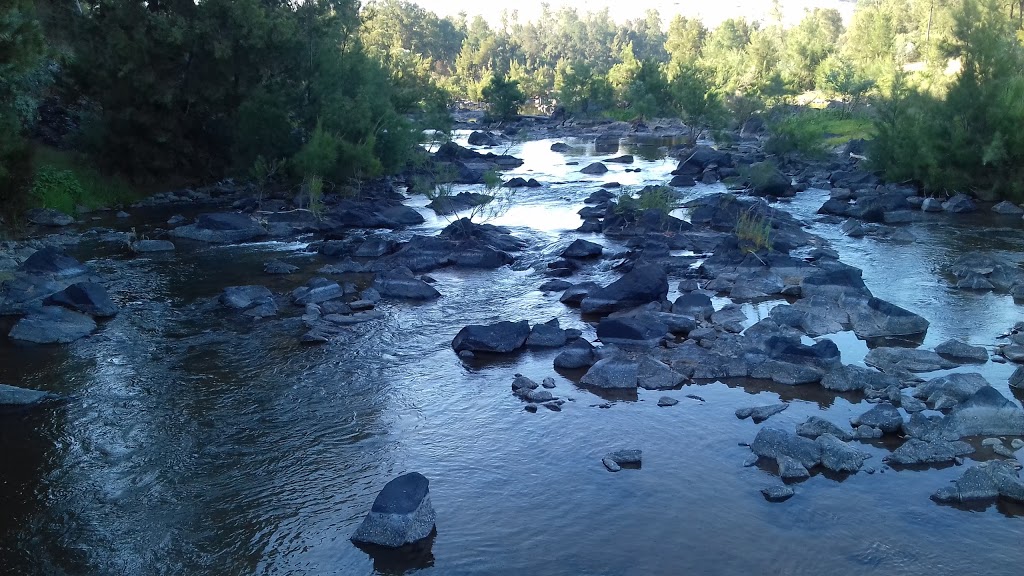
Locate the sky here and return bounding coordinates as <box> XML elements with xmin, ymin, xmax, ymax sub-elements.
<box><xmin>401</xmin><ymin>0</ymin><xmax>858</xmax><ymax>28</ymax></box>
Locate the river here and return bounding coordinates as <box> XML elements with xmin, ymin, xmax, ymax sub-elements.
<box><xmin>1</xmin><ymin>133</ymin><xmax>1022</xmax><ymax>575</ymax></box>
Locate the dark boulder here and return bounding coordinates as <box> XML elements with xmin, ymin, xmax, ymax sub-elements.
<box><xmin>350</xmin><ymin>472</ymin><xmax>436</xmax><ymax>548</ymax></box>
<box><xmin>452</xmin><ymin>320</ymin><xmax>530</xmax><ymax>354</ymax></box>
<box><xmin>374</xmin><ymin>269</ymin><xmax>441</xmax><ymax>300</ymax></box>
<box><xmin>467</xmin><ymin>131</ymin><xmax>499</xmax><ymax>146</ymax></box>
<box><xmin>19</xmin><ymin>247</ymin><xmax>90</xmax><ymax>278</ymax></box>
<box><xmin>561</xmin><ymin>239</ymin><xmax>603</xmax><ymax>259</ymax></box>
<box><xmin>581</xmin><ymin>162</ymin><xmax>609</xmax><ymax>175</ymax></box>
<box><xmin>170</xmin><ymin>212</ymin><xmax>267</xmax><ymax>244</ymax></box>
<box><xmin>44</xmin><ymin>282</ymin><xmax>118</xmax><ymax>318</ymax></box>
<box><xmin>580</xmin><ymin>264</ymin><xmax>668</xmax><ymax>316</ymax></box>
<box><xmin>9</xmin><ymin>306</ymin><xmax>97</xmax><ymax>343</ymax></box>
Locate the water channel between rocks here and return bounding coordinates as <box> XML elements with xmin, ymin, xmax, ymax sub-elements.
<box><xmin>1</xmin><ymin>132</ymin><xmax>1023</xmax><ymax>576</ymax></box>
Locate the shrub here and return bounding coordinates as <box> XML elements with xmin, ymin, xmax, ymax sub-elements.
<box><xmin>30</xmin><ymin>165</ymin><xmax>84</xmax><ymax>214</ymax></box>
<box><xmin>735</xmin><ymin>205</ymin><xmax>773</xmax><ymax>255</ymax></box>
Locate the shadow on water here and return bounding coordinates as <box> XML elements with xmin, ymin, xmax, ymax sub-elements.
<box><xmin>353</xmin><ymin>530</ymin><xmax>437</xmax><ymax>575</ymax></box>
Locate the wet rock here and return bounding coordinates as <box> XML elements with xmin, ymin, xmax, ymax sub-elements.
<box><xmin>264</xmin><ymin>260</ymin><xmax>298</xmax><ymax>275</ymax></box>
<box><xmin>580</xmin><ymin>162</ymin><xmax>609</xmax><ymax>175</ymax></box>
<box><xmin>131</xmin><ymin>239</ymin><xmax>175</xmax><ymax>253</ymax></box>
<box><xmin>580</xmin><ymin>357</ymin><xmax>638</xmax><ymax>390</ymax></box>
<box><xmin>43</xmin><ymin>282</ymin><xmax>118</xmax><ymax>318</ymax></box>
<box><xmin>637</xmin><ymin>356</ymin><xmax>686</xmax><ymax>390</ymax></box>
<box><xmin>559</xmin><ymin>282</ymin><xmax>602</xmax><ymax>307</ymax></box>
<box><xmin>539</xmin><ymin>279</ymin><xmax>573</xmax><ymax>292</ymax></box>
<box><xmin>921</xmin><ymin>197</ymin><xmax>943</xmax><ymax>212</ymax></box>
<box><xmin>373</xmin><ymin>269</ymin><xmax>441</xmax><ymax>300</ymax></box>
<box><xmin>750</xmin><ymin>427</ymin><xmax>821</xmax><ymax>469</ymax></box>
<box><xmin>1010</xmin><ymin>366</ymin><xmax>1024</xmax><ymax>390</ymax></box>
<box><xmin>221</xmin><ymin>285</ymin><xmax>278</xmax><ymax>317</ymax></box>
<box><xmin>888</xmin><ymin>439</ymin><xmax>974</xmax><ymax>465</ymax></box>
<box><xmin>170</xmin><ymin>212</ymin><xmax>267</xmax><ymax>243</ymax></box>
<box><xmin>900</xmin><ymin>395</ymin><xmax>928</xmax><ymax>413</ymax></box>
<box><xmin>0</xmin><ymin>383</ymin><xmax>57</xmax><ymax>407</ymax></box>
<box><xmin>736</xmin><ymin>404</ymin><xmax>789</xmax><ymax>423</ymax></box>
<box><xmin>26</xmin><ymin>208</ymin><xmax>74</xmax><ymax>227</ymax></box>
<box><xmin>541</xmin><ymin>377</ymin><xmax>556</xmax><ymax>389</ymax></box>
<box><xmin>864</xmin><ymin>347</ymin><xmax>957</xmax><ymax>373</ymax></box>
<box><xmin>580</xmin><ymin>264</ymin><xmax>668</xmax><ymax>316</ymax></box>
<box><xmin>605</xmin><ymin>155</ymin><xmax>634</xmax><ymax>164</ymax></box>
<box><xmin>596</xmin><ymin>316</ymin><xmax>666</xmax><ymax>348</ymax></box>
<box><xmin>8</xmin><ymin>306</ymin><xmax>97</xmax><ymax>343</ymax></box>
<box><xmin>942</xmin><ymin>194</ymin><xmax>977</xmax><ymax>213</ymax></box>
<box><xmin>649</xmin><ymin>312</ymin><xmax>696</xmax><ymax>335</ymax></box>
<box><xmin>853</xmin><ymin>425</ymin><xmax>884</xmax><ymax>439</ymax></box>
<box><xmin>992</xmin><ymin>201</ymin><xmax>1024</xmax><ymax>215</ymax></box>
<box><xmin>657</xmin><ymin>396</ymin><xmax>679</xmax><ymax>407</ymax></box>
<box><xmin>935</xmin><ymin>339</ymin><xmax>988</xmax><ymax>363</ymax></box>
<box><xmin>553</xmin><ymin>338</ymin><xmax>597</xmax><ymax>369</ymax></box>
<box><xmin>796</xmin><ymin>416</ymin><xmax>853</xmax><ymax>441</ymax></box>
<box><xmin>931</xmin><ymin>461</ymin><xmax>1024</xmax><ymax>504</ymax></box>
<box><xmin>561</xmin><ymin>239</ymin><xmax>603</xmax><ymax>259</ymax></box>
<box><xmin>604</xmin><ymin>449</ymin><xmax>642</xmax><ymax>470</ymax></box>
<box><xmin>672</xmin><ymin>292</ymin><xmax>714</xmax><ymax>320</ymax></box>
<box><xmin>847</xmin><ymin>297</ymin><xmax>929</xmax><ymax>340</ymax></box>
<box><xmin>550</xmin><ymin>142</ymin><xmax>571</xmax><ymax>153</ymax></box>
<box><xmin>915</xmin><ymin>373</ymin><xmax>989</xmax><ymax>410</ymax></box>
<box><xmin>526</xmin><ymin>319</ymin><xmax>569</xmax><ymax>348</ymax></box>
<box><xmin>452</xmin><ymin>320</ymin><xmax>530</xmax><ymax>354</ymax></box>
<box><xmin>761</xmin><ymin>485</ymin><xmax>795</xmax><ymax>502</ymax></box>
<box><xmin>851</xmin><ymin>403</ymin><xmax>903</xmax><ymax>434</ymax></box>
<box><xmin>19</xmin><ymin>247</ymin><xmax>90</xmax><ymax>278</ymax></box>
<box><xmin>817</xmin><ymin>434</ymin><xmax>871</xmax><ymax>472</ymax></box>
<box><xmin>669</xmin><ymin>175</ymin><xmax>697</xmax><ymax>187</ymax></box>
<box><xmin>602</xmin><ymin>458</ymin><xmax>622</xmax><ymax>472</ymax></box>
<box><xmin>777</xmin><ymin>455</ymin><xmax>810</xmax><ymax>479</ymax></box>
<box><xmin>351</xmin><ymin>472</ymin><xmax>436</xmax><ymax>548</ymax></box>
<box><xmin>292</xmin><ymin>278</ymin><xmax>345</xmax><ymax>306</ymax></box>
<box><xmin>942</xmin><ymin>386</ymin><xmax>1024</xmax><ymax>437</ymax></box>
<box><xmin>467</xmin><ymin>131</ymin><xmax>499</xmax><ymax>146</ymax></box>
<box><xmin>355</xmin><ymin>237</ymin><xmax>397</xmax><ymax>258</ymax></box>
<box><xmin>821</xmin><ymin>364</ymin><xmax>901</xmax><ymax>393</ymax></box>
<box><xmin>949</xmin><ymin>251</ymin><xmax>1024</xmax><ymax>292</ymax></box>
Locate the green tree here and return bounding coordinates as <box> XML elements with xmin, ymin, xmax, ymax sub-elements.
<box><xmin>481</xmin><ymin>73</ymin><xmax>525</xmax><ymax>121</ymax></box>
<box><xmin>665</xmin><ymin>16</ymin><xmax>707</xmax><ymax>71</ymax></box>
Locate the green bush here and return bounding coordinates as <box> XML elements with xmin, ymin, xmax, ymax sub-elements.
<box><xmin>481</xmin><ymin>73</ymin><xmax>525</xmax><ymax>122</ymax></box>
<box><xmin>30</xmin><ymin>165</ymin><xmax>84</xmax><ymax>214</ymax></box>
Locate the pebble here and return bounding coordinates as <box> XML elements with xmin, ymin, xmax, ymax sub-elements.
<box><xmin>982</xmin><ymin>438</ymin><xmax>1003</xmax><ymax>447</ymax></box>
<box><xmin>541</xmin><ymin>377</ymin><xmax>556</xmax><ymax>389</ymax></box>
<box><xmin>657</xmin><ymin>396</ymin><xmax>679</xmax><ymax>407</ymax></box>
<box><xmin>1013</xmin><ymin>439</ymin><xmax>1024</xmax><ymax>450</ymax></box>
<box><xmin>524</xmin><ymin>404</ymin><xmax>538</xmax><ymax>413</ymax></box>
<box><xmin>458</xmin><ymin>350</ymin><xmax>475</xmax><ymax>359</ymax></box>
<box><xmin>761</xmin><ymin>485</ymin><xmax>795</xmax><ymax>502</ymax></box>
<box><xmin>743</xmin><ymin>455</ymin><xmax>758</xmax><ymax>467</ymax></box>
<box><xmin>993</xmin><ymin>444</ymin><xmax>1017</xmax><ymax>458</ymax></box>
<box><xmin>602</xmin><ymin>458</ymin><xmax>621</xmax><ymax>472</ymax></box>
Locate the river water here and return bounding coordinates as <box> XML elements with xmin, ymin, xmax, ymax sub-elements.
<box><xmin>1</xmin><ymin>134</ymin><xmax>1022</xmax><ymax>576</ymax></box>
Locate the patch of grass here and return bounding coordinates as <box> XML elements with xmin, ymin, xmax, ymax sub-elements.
<box><xmin>616</xmin><ymin>186</ymin><xmax>680</xmax><ymax>215</ymax></box>
<box><xmin>766</xmin><ymin>109</ymin><xmax>875</xmax><ymax>159</ymax></box>
<box><xmin>735</xmin><ymin>205</ymin><xmax>773</xmax><ymax>255</ymax></box>
<box><xmin>31</xmin><ymin>146</ymin><xmax>138</xmax><ymax>214</ymax></box>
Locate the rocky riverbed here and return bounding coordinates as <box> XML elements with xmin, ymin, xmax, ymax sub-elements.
<box><xmin>1</xmin><ymin>122</ymin><xmax>1023</xmax><ymax>575</ymax></box>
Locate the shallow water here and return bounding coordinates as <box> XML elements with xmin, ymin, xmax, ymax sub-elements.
<box><xmin>1</xmin><ymin>133</ymin><xmax>1023</xmax><ymax>576</ymax></box>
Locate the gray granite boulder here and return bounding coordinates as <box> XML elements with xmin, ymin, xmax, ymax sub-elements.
<box><xmin>736</xmin><ymin>404</ymin><xmax>789</xmax><ymax>423</ymax></box>
<box><xmin>796</xmin><ymin>416</ymin><xmax>853</xmax><ymax>441</ymax></box>
<box><xmin>931</xmin><ymin>461</ymin><xmax>1024</xmax><ymax>504</ymax></box>
<box><xmin>750</xmin><ymin>427</ymin><xmax>822</xmax><ymax>469</ymax></box>
<box><xmin>914</xmin><ymin>373</ymin><xmax>989</xmax><ymax>410</ymax></box>
<box><xmin>887</xmin><ymin>438</ymin><xmax>974</xmax><ymax>465</ymax></box>
<box><xmin>864</xmin><ymin>347</ymin><xmax>957</xmax><ymax>373</ymax></box>
<box><xmin>351</xmin><ymin>472</ymin><xmax>436</xmax><ymax>548</ymax></box>
<box><xmin>580</xmin><ymin>357</ymin><xmax>638</xmax><ymax>389</ymax></box>
<box><xmin>373</xmin><ymin>269</ymin><xmax>441</xmax><ymax>300</ymax></box>
<box><xmin>19</xmin><ymin>247</ymin><xmax>89</xmax><ymax>278</ymax></box>
<box><xmin>934</xmin><ymin>339</ymin><xmax>988</xmax><ymax>363</ymax></box>
<box><xmin>816</xmin><ymin>434</ymin><xmax>871</xmax><ymax>472</ymax></box>
<box><xmin>9</xmin><ymin>306</ymin><xmax>97</xmax><ymax>343</ymax></box>
<box><xmin>941</xmin><ymin>386</ymin><xmax>1024</xmax><ymax>437</ymax></box>
<box><xmin>821</xmin><ymin>364</ymin><xmax>900</xmax><ymax>393</ymax></box>
<box><xmin>851</xmin><ymin>402</ymin><xmax>903</xmax><ymax>433</ymax></box>
<box><xmin>553</xmin><ymin>338</ymin><xmax>597</xmax><ymax>369</ymax></box>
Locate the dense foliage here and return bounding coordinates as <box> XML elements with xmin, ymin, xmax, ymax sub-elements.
<box><xmin>4</xmin><ymin>0</ymin><xmax>1024</xmax><ymax>220</ymax></box>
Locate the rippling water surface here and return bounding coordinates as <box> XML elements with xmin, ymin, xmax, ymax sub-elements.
<box><xmin>1</xmin><ymin>134</ymin><xmax>1022</xmax><ymax>576</ymax></box>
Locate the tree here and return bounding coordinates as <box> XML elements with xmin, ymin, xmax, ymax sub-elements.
<box><xmin>668</xmin><ymin>64</ymin><xmax>725</xmax><ymax>140</ymax></box>
<box><xmin>666</xmin><ymin>16</ymin><xmax>707</xmax><ymax>71</ymax></box>
<box><xmin>555</xmin><ymin>61</ymin><xmax>613</xmax><ymax>117</ymax></box>
<box><xmin>481</xmin><ymin>73</ymin><xmax>524</xmax><ymax>121</ymax></box>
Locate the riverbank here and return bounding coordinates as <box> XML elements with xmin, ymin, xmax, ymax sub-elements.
<box><xmin>1</xmin><ymin>121</ymin><xmax>1023</xmax><ymax>575</ymax></box>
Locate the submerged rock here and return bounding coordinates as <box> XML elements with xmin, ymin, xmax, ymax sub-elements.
<box><xmin>351</xmin><ymin>472</ymin><xmax>436</xmax><ymax>548</ymax></box>
<box><xmin>26</xmin><ymin>208</ymin><xmax>74</xmax><ymax>227</ymax></box>
<box><xmin>761</xmin><ymin>485</ymin><xmax>795</xmax><ymax>502</ymax></box>
<box><xmin>864</xmin><ymin>347</ymin><xmax>957</xmax><ymax>373</ymax></box>
<box><xmin>131</xmin><ymin>239</ymin><xmax>176</xmax><ymax>253</ymax></box>
<box><xmin>736</xmin><ymin>404</ymin><xmax>789</xmax><ymax>423</ymax></box>
<box><xmin>934</xmin><ymin>339</ymin><xmax>988</xmax><ymax>363</ymax></box>
<box><xmin>817</xmin><ymin>434</ymin><xmax>871</xmax><ymax>473</ymax></box>
<box><xmin>603</xmin><ymin>449</ymin><xmax>642</xmax><ymax>472</ymax></box>
<box><xmin>750</xmin><ymin>427</ymin><xmax>821</xmax><ymax>469</ymax></box>
<box><xmin>888</xmin><ymin>438</ymin><xmax>974</xmax><ymax>465</ymax></box>
<box><xmin>19</xmin><ymin>247</ymin><xmax>90</xmax><ymax>278</ymax></box>
<box><xmin>796</xmin><ymin>416</ymin><xmax>853</xmax><ymax>441</ymax></box>
<box><xmin>9</xmin><ymin>306</ymin><xmax>97</xmax><ymax>343</ymax></box>
<box><xmin>373</xmin><ymin>269</ymin><xmax>441</xmax><ymax>300</ymax></box>
<box><xmin>821</xmin><ymin>364</ymin><xmax>900</xmax><ymax>393</ymax></box>
<box><xmin>0</xmin><ymin>383</ymin><xmax>57</xmax><ymax>407</ymax></box>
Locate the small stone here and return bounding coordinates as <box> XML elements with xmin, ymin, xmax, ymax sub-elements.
<box><xmin>1013</xmin><ymin>439</ymin><xmax>1024</xmax><ymax>450</ymax></box>
<box><xmin>524</xmin><ymin>404</ymin><xmax>538</xmax><ymax>413</ymax></box>
<box><xmin>458</xmin><ymin>350</ymin><xmax>475</xmax><ymax>359</ymax></box>
<box><xmin>736</xmin><ymin>403</ymin><xmax>789</xmax><ymax>423</ymax></box>
<box><xmin>982</xmin><ymin>438</ymin><xmax>1003</xmax><ymax>447</ymax></box>
<box><xmin>603</xmin><ymin>458</ymin><xmax>622</xmax><ymax>472</ymax></box>
<box><xmin>761</xmin><ymin>485</ymin><xmax>795</xmax><ymax>502</ymax></box>
<box><xmin>543</xmin><ymin>402</ymin><xmax>562</xmax><ymax>412</ymax></box>
<box><xmin>777</xmin><ymin>455</ymin><xmax>810</xmax><ymax>479</ymax></box>
<box><xmin>993</xmin><ymin>444</ymin><xmax>1017</xmax><ymax>458</ymax></box>
<box><xmin>743</xmin><ymin>455</ymin><xmax>759</xmax><ymax>467</ymax></box>
<box><xmin>541</xmin><ymin>377</ymin><xmax>557</xmax><ymax>389</ymax></box>
<box><xmin>658</xmin><ymin>396</ymin><xmax>679</xmax><ymax>407</ymax></box>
